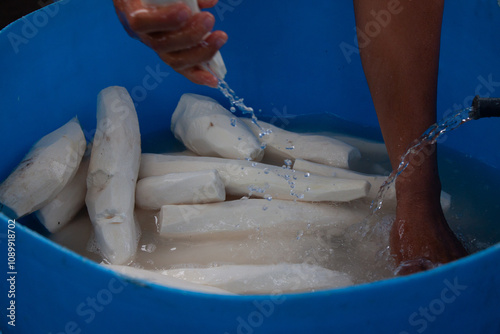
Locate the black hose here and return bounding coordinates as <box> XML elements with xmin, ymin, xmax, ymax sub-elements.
<box><xmin>471</xmin><ymin>96</ymin><xmax>500</xmax><ymax>120</ymax></box>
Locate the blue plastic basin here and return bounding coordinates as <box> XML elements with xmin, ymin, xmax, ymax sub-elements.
<box><xmin>1</xmin><ymin>0</ymin><xmax>499</xmax><ymax>333</ymax></box>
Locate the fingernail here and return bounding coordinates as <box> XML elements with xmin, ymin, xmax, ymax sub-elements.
<box><xmin>203</xmin><ymin>15</ymin><xmax>214</xmax><ymax>30</ymax></box>
<box><xmin>207</xmin><ymin>77</ymin><xmax>218</xmax><ymax>88</ymax></box>
<box><xmin>215</xmin><ymin>37</ymin><xmax>227</xmax><ymax>49</ymax></box>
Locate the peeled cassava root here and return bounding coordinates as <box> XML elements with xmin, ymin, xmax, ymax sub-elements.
<box><xmin>241</xmin><ymin>118</ymin><xmax>361</xmax><ymax>168</ymax></box>
<box><xmin>135</xmin><ymin>169</ymin><xmax>226</xmax><ymax>210</ymax></box>
<box><xmin>171</xmin><ymin>93</ymin><xmax>263</xmax><ymax>161</ymax></box>
<box><xmin>140</xmin><ymin>154</ymin><xmax>370</xmax><ymax>202</ymax></box>
<box><xmin>0</xmin><ymin>117</ymin><xmax>86</xmax><ymax>218</ymax></box>
<box><xmin>293</xmin><ymin>158</ymin><xmax>390</xmax><ymax>200</ymax></box>
<box><xmin>159</xmin><ymin>198</ymin><xmax>368</xmax><ymax>238</ymax></box>
<box><xmin>5</xmin><ymin>88</ymin><xmax>458</xmax><ymax>294</ymax></box>
<box><xmin>86</xmin><ymin>86</ymin><xmax>141</xmax><ymax>265</ymax></box>
<box><xmin>36</xmin><ymin>156</ymin><xmax>90</xmax><ymax>233</ymax></box>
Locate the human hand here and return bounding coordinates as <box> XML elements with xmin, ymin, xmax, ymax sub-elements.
<box><xmin>113</xmin><ymin>0</ymin><xmax>228</xmax><ymax>87</ymax></box>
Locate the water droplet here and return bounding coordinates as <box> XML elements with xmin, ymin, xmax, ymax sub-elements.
<box><xmin>265</xmin><ymin>194</ymin><xmax>273</xmax><ymax>201</ymax></box>
<box><xmin>296</xmin><ymin>230</ymin><xmax>304</xmax><ymax>240</ymax></box>
<box><xmin>230</xmin><ymin>118</ymin><xmax>237</xmax><ymax>127</ymax></box>
<box><xmin>304</xmin><ymin>172</ymin><xmax>310</xmax><ymax>177</ymax></box>
<box><xmin>141</xmin><ymin>244</ymin><xmax>157</xmax><ymax>253</ymax></box>
<box><xmin>262</xmin><ymin>206</ymin><xmax>268</xmax><ymax>211</ymax></box>
<box><xmin>154</xmin><ymin>215</ymin><xmax>160</xmax><ymax>233</ymax></box>
<box><xmin>170</xmin><ymin>247</ymin><xmax>177</xmax><ymax>251</ymax></box>
<box><xmin>263</xmin><ymin>168</ymin><xmax>270</xmax><ymax>174</ymax></box>
<box><xmin>248</xmin><ymin>184</ymin><xmax>268</xmax><ymax>194</ymax></box>
<box><xmin>217</xmin><ymin>78</ymin><xmax>256</xmax><ymax>115</ymax></box>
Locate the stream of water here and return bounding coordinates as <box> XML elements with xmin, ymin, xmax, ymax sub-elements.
<box><xmin>217</xmin><ymin>78</ymin><xmax>272</xmax><ymax>138</ymax></box>
<box><xmin>371</xmin><ymin>107</ymin><xmax>475</xmax><ymax>213</ymax></box>
<box><xmin>216</xmin><ymin>76</ymin><xmax>478</xmax><ymax>217</ymax></box>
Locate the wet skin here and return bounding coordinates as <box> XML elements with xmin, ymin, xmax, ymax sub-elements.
<box><xmin>113</xmin><ymin>0</ymin><xmax>227</xmax><ymax>87</ymax></box>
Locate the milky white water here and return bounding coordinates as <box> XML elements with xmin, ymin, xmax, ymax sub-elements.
<box><xmin>49</xmin><ymin>111</ymin><xmax>500</xmax><ymax>294</ymax></box>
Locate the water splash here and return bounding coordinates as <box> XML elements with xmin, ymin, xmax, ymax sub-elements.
<box><xmin>217</xmin><ymin>77</ymin><xmax>253</xmax><ymax>114</ymax></box>
<box><xmin>371</xmin><ymin>107</ymin><xmax>474</xmax><ymax>213</ymax></box>
<box><xmin>217</xmin><ymin>78</ymin><xmax>272</xmax><ymax>137</ymax></box>
<box><xmin>215</xmin><ymin>77</ymin><xmax>310</xmax><ymax>200</ymax></box>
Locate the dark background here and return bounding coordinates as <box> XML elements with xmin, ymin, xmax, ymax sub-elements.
<box><xmin>0</xmin><ymin>0</ymin><xmax>53</xmax><ymax>29</ymax></box>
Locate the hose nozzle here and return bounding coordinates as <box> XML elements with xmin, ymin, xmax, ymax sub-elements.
<box><xmin>470</xmin><ymin>96</ymin><xmax>500</xmax><ymax>120</ymax></box>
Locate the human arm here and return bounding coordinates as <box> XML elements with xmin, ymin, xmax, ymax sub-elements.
<box><xmin>112</xmin><ymin>0</ymin><xmax>227</xmax><ymax>87</ymax></box>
